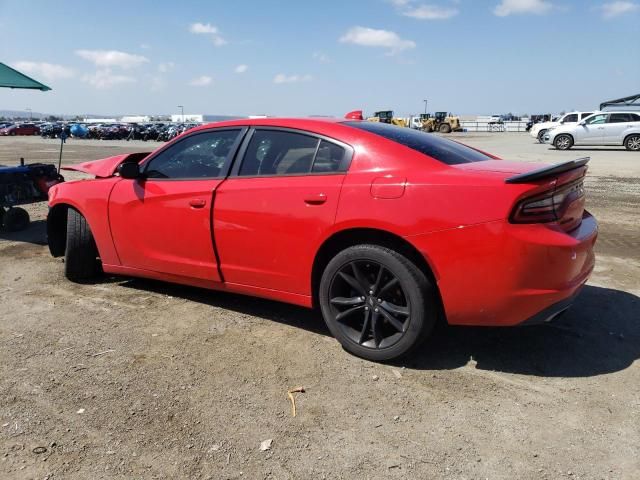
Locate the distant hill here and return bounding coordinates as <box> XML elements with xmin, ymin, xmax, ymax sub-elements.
<box><xmin>0</xmin><ymin>110</ymin><xmax>246</xmax><ymax>121</ymax></box>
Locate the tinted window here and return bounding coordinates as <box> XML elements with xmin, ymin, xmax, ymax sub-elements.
<box><xmin>313</xmin><ymin>140</ymin><xmax>346</xmax><ymax>173</ymax></box>
<box><xmin>144</xmin><ymin>129</ymin><xmax>240</xmax><ymax>179</ymax></box>
<box><xmin>580</xmin><ymin>112</ymin><xmax>593</xmax><ymax>120</ymax></box>
<box><xmin>608</xmin><ymin>113</ymin><xmax>632</xmax><ymax>123</ymax></box>
<box><xmin>630</xmin><ymin>113</ymin><xmax>640</xmax><ymax>122</ymax></box>
<box><xmin>343</xmin><ymin>121</ymin><xmax>490</xmax><ymax>165</ymax></box>
<box><xmin>240</xmin><ymin>130</ymin><xmax>319</xmax><ymax>176</ymax></box>
<box><xmin>584</xmin><ymin>114</ymin><xmax>607</xmax><ymax>125</ymax></box>
<box><xmin>563</xmin><ymin>114</ymin><xmax>578</xmax><ymax>123</ymax></box>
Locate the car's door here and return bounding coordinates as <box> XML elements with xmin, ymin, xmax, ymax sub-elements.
<box><xmin>574</xmin><ymin>113</ymin><xmax>607</xmax><ymax>145</ymax></box>
<box><xmin>109</xmin><ymin>128</ymin><xmax>245</xmax><ymax>281</ymax></box>
<box><xmin>601</xmin><ymin>113</ymin><xmax>633</xmax><ymax>145</ymax></box>
<box><xmin>213</xmin><ymin>128</ymin><xmax>353</xmax><ymax>295</ymax></box>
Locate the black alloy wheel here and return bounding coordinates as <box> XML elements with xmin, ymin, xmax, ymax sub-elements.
<box><xmin>329</xmin><ymin>259</ymin><xmax>410</xmax><ymax>349</ymax></box>
<box><xmin>319</xmin><ymin>245</ymin><xmax>436</xmax><ymax>361</ymax></box>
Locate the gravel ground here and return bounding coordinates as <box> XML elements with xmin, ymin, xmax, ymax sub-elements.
<box><xmin>1</xmin><ymin>134</ymin><xmax>639</xmax><ymax>479</ymax></box>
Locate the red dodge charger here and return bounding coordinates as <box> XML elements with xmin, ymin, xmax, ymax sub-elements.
<box><xmin>47</xmin><ymin>117</ymin><xmax>597</xmax><ymax>361</ymax></box>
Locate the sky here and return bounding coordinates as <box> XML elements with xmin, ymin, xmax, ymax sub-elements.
<box><xmin>0</xmin><ymin>0</ymin><xmax>638</xmax><ymax>117</ymax></box>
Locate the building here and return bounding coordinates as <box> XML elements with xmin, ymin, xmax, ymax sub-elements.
<box><xmin>120</xmin><ymin>115</ymin><xmax>150</xmax><ymax>123</ymax></box>
<box><xmin>171</xmin><ymin>114</ymin><xmax>203</xmax><ymax>123</ymax></box>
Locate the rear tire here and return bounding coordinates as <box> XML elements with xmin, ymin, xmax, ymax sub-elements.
<box><xmin>439</xmin><ymin>123</ymin><xmax>452</xmax><ymax>133</ymax></box>
<box><xmin>319</xmin><ymin>244</ymin><xmax>437</xmax><ymax>362</ymax></box>
<box><xmin>554</xmin><ymin>134</ymin><xmax>573</xmax><ymax>150</ymax></box>
<box><xmin>625</xmin><ymin>134</ymin><xmax>640</xmax><ymax>151</ymax></box>
<box><xmin>3</xmin><ymin>207</ymin><xmax>30</xmax><ymax>232</ymax></box>
<box><xmin>64</xmin><ymin>208</ymin><xmax>100</xmax><ymax>282</ymax></box>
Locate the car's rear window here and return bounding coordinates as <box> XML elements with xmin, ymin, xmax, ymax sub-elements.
<box><xmin>343</xmin><ymin>121</ymin><xmax>491</xmax><ymax>165</ymax></box>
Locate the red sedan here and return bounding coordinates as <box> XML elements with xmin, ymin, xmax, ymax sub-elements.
<box><xmin>0</xmin><ymin>123</ymin><xmax>40</xmax><ymax>136</ymax></box>
<box><xmin>47</xmin><ymin>118</ymin><xmax>597</xmax><ymax>361</ymax></box>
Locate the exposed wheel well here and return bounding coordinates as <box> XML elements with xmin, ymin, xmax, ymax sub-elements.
<box><xmin>311</xmin><ymin>228</ymin><xmax>445</xmax><ymax>322</ymax></box>
<box><xmin>47</xmin><ymin>204</ymin><xmax>69</xmax><ymax>257</ymax></box>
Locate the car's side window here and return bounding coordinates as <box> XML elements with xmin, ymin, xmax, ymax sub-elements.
<box><xmin>580</xmin><ymin>113</ymin><xmax>593</xmax><ymax>120</ymax></box>
<box><xmin>144</xmin><ymin>129</ymin><xmax>241</xmax><ymax>179</ymax></box>
<box><xmin>630</xmin><ymin>113</ymin><xmax>640</xmax><ymax>122</ymax></box>
<box><xmin>608</xmin><ymin>113</ymin><xmax>631</xmax><ymax>123</ymax></box>
<box><xmin>239</xmin><ymin>130</ymin><xmax>319</xmax><ymax>176</ymax></box>
<box><xmin>563</xmin><ymin>114</ymin><xmax>578</xmax><ymax>123</ymax></box>
<box><xmin>312</xmin><ymin>140</ymin><xmax>347</xmax><ymax>173</ymax></box>
<box><xmin>584</xmin><ymin>114</ymin><xmax>607</xmax><ymax>125</ymax></box>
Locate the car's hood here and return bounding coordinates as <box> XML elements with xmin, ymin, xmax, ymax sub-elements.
<box><xmin>534</xmin><ymin>121</ymin><xmax>559</xmax><ymax>130</ymax></box>
<box><xmin>61</xmin><ymin>152</ymin><xmax>151</xmax><ymax>178</ymax></box>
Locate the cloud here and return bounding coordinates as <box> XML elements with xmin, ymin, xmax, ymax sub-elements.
<box><xmin>493</xmin><ymin>0</ymin><xmax>553</xmax><ymax>16</ymax></box>
<box><xmin>12</xmin><ymin>61</ymin><xmax>74</xmax><ymax>81</ymax></box>
<box><xmin>312</xmin><ymin>52</ymin><xmax>331</xmax><ymax>63</ymax></box>
<box><xmin>140</xmin><ymin>43</ymin><xmax>151</xmax><ymax>50</ymax></box>
<box><xmin>402</xmin><ymin>4</ymin><xmax>459</xmax><ymax>19</ymax></box>
<box><xmin>81</xmin><ymin>69</ymin><xmax>136</xmax><ymax>89</ymax></box>
<box><xmin>234</xmin><ymin>64</ymin><xmax>248</xmax><ymax>73</ymax></box>
<box><xmin>273</xmin><ymin>73</ymin><xmax>312</xmax><ymax>84</ymax></box>
<box><xmin>75</xmin><ymin>49</ymin><xmax>149</xmax><ymax>69</ymax></box>
<box><xmin>189</xmin><ymin>22</ymin><xmax>228</xmax><ymax>46</ymax></box>
<box><xmin>158</xmin><ymin>62</ymin><xmax>175</xmax><ymax>73</ymax></box>
<box><xmin>189</xmin><ymin>75</ymin><xmax>213</xmax><ymax>87</ymax></box>
<box><xmin>189</xmin><ymin>22</ymin><xmax>217</xmax><ymax>34</ymax></box>
<box><xmin>600</xmin><ymin>1</ymin><xmax>639</xmax><ymax>18</ymax></box>
<box><xmin>340</xmin><ymin>26</ymin><xmax>416</xmax><ymax>54</ymax></box>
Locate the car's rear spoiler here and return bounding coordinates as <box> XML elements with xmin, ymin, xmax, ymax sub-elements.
<box><xmin>505</xmin><ymin>157</ymin><xmax>589</xmax><ymax>184</ymax></box>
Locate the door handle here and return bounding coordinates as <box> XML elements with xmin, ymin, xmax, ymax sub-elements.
<box><xmin>304</xmin><ymin>193</ymin><xmax>327</xmax><ymax>205</ymax></box>
<box><xmin>189</xmin><ymin>199</ymin><xmax>207</xmax><ymax>208</ymax></box>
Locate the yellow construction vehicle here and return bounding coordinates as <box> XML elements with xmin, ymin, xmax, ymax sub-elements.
<box><xmin>420</xmin><ymin>112</ymin><xmax>461</xmax><ymax>133</ymax></box>
<box><xmin>367</xmin><ymin>110</ymin><xmax>407</xmax><ymax>127</ymax></box>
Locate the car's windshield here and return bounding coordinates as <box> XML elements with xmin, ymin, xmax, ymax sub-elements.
<box><xmin>343</xmin><ymin>121</ymin><xmax>491</xmax><ymax>165</ymax></box>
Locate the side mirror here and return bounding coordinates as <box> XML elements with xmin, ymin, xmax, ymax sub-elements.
<box><xmin>118</xmin><ymin>162</ymin><xmax>141</xmax><ymax>179</ymax></box>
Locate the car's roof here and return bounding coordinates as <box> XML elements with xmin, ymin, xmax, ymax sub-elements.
<box><xmin>597</xmin><ymin>110</ymin><xmax>640</xmax><ymax>114</ymax></box>
<box><xmin>187</xmin><ymin>116</ymin><xmax>346</xmax><ymax>134</ymax></box>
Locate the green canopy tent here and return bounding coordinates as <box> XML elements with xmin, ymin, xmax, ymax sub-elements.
<box><xmin>0</xmin><ymin>62</ymin><xmax>53</xmax><ymax>231</ymax></box>
<box><xmin>0</xmin><ymin>62</ymin><xmax>51</xmax><ymax>91</ymax></box>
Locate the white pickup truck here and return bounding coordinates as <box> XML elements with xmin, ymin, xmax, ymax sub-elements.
<box><xmin>530</xmin><ymin>111</ymin><xmax>596</xmax><ymax>143</ymax></box>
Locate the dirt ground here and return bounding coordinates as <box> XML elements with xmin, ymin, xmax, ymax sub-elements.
<box><xmin>1</xmin><ymin>134</ymin><xmax>638</xmax><ymax>480</ymax></box>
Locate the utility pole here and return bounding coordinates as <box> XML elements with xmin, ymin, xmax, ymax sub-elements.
<box><xmin>177</xmin><ymin>105</ymin><xmax>184</xmax><ymax>123</ymax></box>
<box><xmin>26</xmin><ymin>107</ymin><xmax>32</xmax><ymax>120</ymax></box>
<box><xmin>423</xmin><ymin>99</ymin><xmax>428</xmax><ymax>115</ymax></box>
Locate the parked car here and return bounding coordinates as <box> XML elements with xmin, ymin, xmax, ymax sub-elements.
<box><xmin>0</xmin><ymin>123</ymin><xmax>40</xmax><ymax>136</ymax></box>
<box><xmin>545</xmin><ymin>112</ymin><xmax>640</xmax><ymax>151</ymax></box>
<box><xmin>46</xmin><ymin>118</ymin><xmax>597</xmax><ymax>361</ymax></box>
<box><xmin>530</xmin><ymin>112</ymin><xmax>595</xmax><ymax>143</ymax></box>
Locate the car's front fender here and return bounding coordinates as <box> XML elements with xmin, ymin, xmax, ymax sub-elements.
<box><xmin>48</xmin><ymin>178</ymin><xmax>121</xmax><ymax>265</ymax></box>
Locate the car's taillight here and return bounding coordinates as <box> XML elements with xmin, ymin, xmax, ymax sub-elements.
<box><xmin>510</xmin><ymin>178</ymin><xmax>585</xmax><ymax>225</ymax></box>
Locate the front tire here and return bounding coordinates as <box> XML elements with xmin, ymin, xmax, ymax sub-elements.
<box><xmin>625</xmin><ymin>134</ymin><xmax>640</xmax><ymax>151</ymax></box>
<box><xmin>64</xmin><ymin>209</ymin><xmax>100</xmax><ymax>282</ymax></box>
<box><xmin>554</xmin><ymin>134</ymin><xmax>573</xmax><ymax>150</ymax></box>
<box><xmin>319</xmin><ymin>244</ymin><xmax>437</xmax><ymax>361</ymax></box>
<box><xmin>439</xmin><ymin>123</ymin><xmax>452</xmax><ymax>133</ymax></box>
<box><xmin>537</xmin><ymin>129</ymin><xmax>547</xmax><ymax>143</ymax></box>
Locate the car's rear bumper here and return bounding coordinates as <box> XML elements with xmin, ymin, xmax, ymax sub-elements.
<box><xmin>408</xmin><ymin>212</ymin><xmax>597</xmax><ymax>327</ymax></box>
<box><xmin>517</xmin><ymin>287</ymin><xmax>581</xmax><ymax>326</ymax></box>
